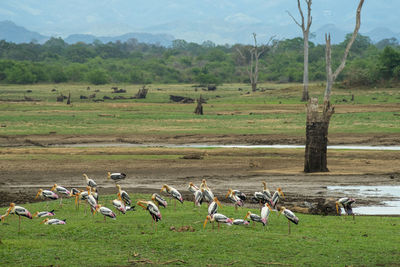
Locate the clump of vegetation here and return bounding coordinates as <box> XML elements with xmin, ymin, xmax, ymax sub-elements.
<box><xmin>0</xmin><ymin>36</ymin><xmax>399</xmax><ymax>86</ymax></box>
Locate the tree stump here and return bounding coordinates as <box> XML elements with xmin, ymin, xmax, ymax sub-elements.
<box><xmin>304</xmin><ymin>98</ymin><xmax>334</xmax><ymax>172</ymax></box>
<box><xmin>194</xmin><ymin>97</ymin><xmax>204</xmax><ymax>115</ymax></box>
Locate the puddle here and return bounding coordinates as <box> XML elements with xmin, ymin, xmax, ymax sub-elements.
<box><xmin>328</xmin><ymin>185</ymin><xmax>400</xmax><ymax>215</ymax></box>
<box><xmin>52</xmin><ymin>143</ymin><xmax>400</xmax><ymax>151</ymax></box>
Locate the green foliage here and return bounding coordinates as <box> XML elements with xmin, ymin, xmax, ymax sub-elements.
<box><xmin>86</xmin><ymin>69</ymin><xmax>109</xmax><ymax>85</ymax></box>
<box><xmin>0</xmin><ymin>36</ymin><xmax>399</xmax><ymax>86</ymax></box>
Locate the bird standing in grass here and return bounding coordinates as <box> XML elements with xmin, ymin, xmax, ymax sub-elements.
<box><xmin>95</xmin><ymin>205</ymin><xmax>116</xmax><ymax>222</ymax></box>
<box><xmin>151</xmin><ymin>193</ymin><xmax>168</xmax><ymax>208</ymax></box>
<box><xmin>83</xmin><ymin>173</ymin><xmax>97</xmax><ymax>188</ymax></box>
<box><xmin>208</xmin><ymin>197</ymin><xmax>221</xmax><ymax>215</ymax></box>
<box><xmin>35</xmin><ymin>189</ymin><xmax>58</xmax><ymax>209</ymax></box>
<box><xmin>160</xmin><ymin>184</ymin><xmax>183</xmax><ymax>209</ymax></box>
<box><xmin>200</xmin><ymin>179</ymin><xmax>214</xmax><ymax>203</ymax></box>
<box><xmin>194</xmin><ymin>189</ymin><xmax>203</xmax><ymax>207</ymax></box>
<box><xmin>225</xmin><ymin>189</ymin><xmax>244</xmax><ymax>210</ymax></box>
<box><xmin>108</xmin><ymin>172</ymin><xmax>126</xmax><ymax>182</ymax></box>
<box><xmin>50</xmin><ymin>184</ymin><xmax>70</xmax><ymax>207</ymax></box>
<box><xmin>2</xmin><ymin>203</ymin><xmax>32</xmax><ymax>232</ymax></box>
<box><xmin>279</xmin><ymin>207</ymin><xmax>299</xmax><ymax>234</ymax></box>
<box><xmin>262</xmin><ymin>181</ymin><xmax>272</xmax><ymax>199</ymax></box>
<box><xmin>203</xmin><ymin>213</ymin><xmax>233</xmax><ymax>230</ymax></box>
<box><xmin>116</xmin><ymin>184</ymin><xmax>132</xmax><ymax>206</ymax></box>
<box><xmin>188</xmin><ymin>182</ymin><xmax>200</xmax><ymax>206</ymax></box>
<box><xmin>271</xmin><ymin>188</ymin><xmax>285</xmax><ymax>209</ymax></box>
<box><xmin>137</xmin><ymin>200</ymin><xmax>162</xmax><ymax>231</ymax></box>
<box><xmin>244</xmin><ymin>211</ymin><xmax>265</xmax><ymax>227</ymax></box>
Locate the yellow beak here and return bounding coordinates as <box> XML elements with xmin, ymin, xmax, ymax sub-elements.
<box><xmin>336</xmin><ymin>202</ymin><xmax>340</xmax><ymax>214</ymax></box>
<box><xmin>108</xmin><ymin>172</ymin><xmax>111</xmax><ymax>179</ymax></box>
<box><xmin>203</xmin><ymin>216</ymin><xmax>210</xmax><ymax>229</ymax></box>
<box><xmin>35</xmin><ymin>191</ymin><xmax>41</xmax><ymax>199</ymax></box>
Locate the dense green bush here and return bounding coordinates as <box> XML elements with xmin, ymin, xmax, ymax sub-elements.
<box><xmin>0</xmin><ymin>36</ymin><xmax>399</xmax><ymax>86</ymax></box>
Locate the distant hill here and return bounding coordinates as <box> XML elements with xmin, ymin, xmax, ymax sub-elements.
<box><xmin>0</xmin><ymin>20</ymin><xmax>48</xmax><ymax>43</ymax></box>
<box><xmin>0</xmin><ymin>20</ymin><xmax>174</xmax><ymax>46</ymax></box>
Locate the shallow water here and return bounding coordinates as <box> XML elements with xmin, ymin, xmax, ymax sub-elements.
<box><xmin>54</xmin><ymin>143</ymin><xmax>400</xmax><ymax>151</ymax></box>
<box><xmin>328</xmin><ymin>185</ymin><xmax>400</xmax><ymax>215</ymax></box>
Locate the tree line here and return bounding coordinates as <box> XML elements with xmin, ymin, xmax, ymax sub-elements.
<box><xmin>0</xmin><ymin>35</ymin><xmax>399</xmax><ymax>86</ymax></box>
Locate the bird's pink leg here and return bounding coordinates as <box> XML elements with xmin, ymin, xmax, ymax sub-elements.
<box><xmin>288</xmin><ymin>220</ymin><xmax>291</xmax><ymax>235</ymax></box>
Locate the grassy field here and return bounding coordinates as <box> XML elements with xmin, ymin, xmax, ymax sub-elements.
<box><xmin>0</xmin><ymin>195</ymin><xmax>399</xmax><ymax>266</ymax></box>
<box><xmin>0</xmin><ymin>83</ymin><xmax>399</xmax><ymax>136</ymax></box>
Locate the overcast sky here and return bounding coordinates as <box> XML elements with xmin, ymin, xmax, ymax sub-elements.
<box><xmin>0</xmin><ymin>0</ymin><xmax>398</xmax><ymax>43</ymax></box>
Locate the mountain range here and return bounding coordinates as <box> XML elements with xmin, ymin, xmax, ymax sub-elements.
<box><xmin>0</xmin><ymin>20</ymin><xmax>399</xmax><ymax>46</ymax></box>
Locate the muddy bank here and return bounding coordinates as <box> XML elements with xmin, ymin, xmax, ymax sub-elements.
<box><xmin>1</xmin><ymin>145</ymin><xmax>399</xmax><ymax>211</ymax></box>
<box><xmin>1</xmin><ymin>133</ymin><xmax>400</xmax><ymax>148</ymax></box>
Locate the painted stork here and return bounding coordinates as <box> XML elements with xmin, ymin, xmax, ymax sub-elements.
<box><xmin>262</xmin><ymin>181</ymin><xmax>272</xmax><ymax>199</ymax></box>
<box><xmin>83</xmin><ymin>173</ymin><xmax>97</xmax><ymax>188</ymax></box>
<box><xmin>336</xmin><ymin>197</ymin><xmax>356</xmax><ymax>217</ymax></box>
<box><xmin>279</xmin><ymin>207</ymin><xmax>299</xmax><ymax>234</ymax></box>
<box><xmin>40</xmin><ymin>218</ymin><xmax>66</xmax><ymax>225</ymax></box>
<box><xmin>108</xmin><ymin>172</ymin><xmax>126</xmax><ymax>182</ymax></box>
<box><xmin>271</xmin><ymin>188</ymin><xmax>285</xmax><ymax>209</ymax></box>
<box><xmin>87</xmin><ymin>187</ymin><xmax>98</xmax><ymax>214</ymax></box>
<box><xmin>208</xmin><ymin>197</ymin><xmax>222</xmax><ymax>216</ymax></box>
<box><xmin>112</xmin><ymin>199</ymin><xmax>127</xmax><ymax>214</ymax></box>
<box><xmin>151</xmin><ymin>193</ymin><xmax>168</xmax><ymax>208</ymax></box>
<box><xmin>194</xmin><ymin>189</ymin><xmax>203</xmax><ymax>207</ymax></box>
<box><xmin>137</xmin><ymin>200</ymin><xmax>161</xmax><ymax>231</ymax></box>
<box><xmin>200</xmin><ymin>179</ymin><xmax>214</xmax><ymax>203</ymax></box>
<box><xmin>116</xmin><ymin>184</ymin><xmax>132</xmax><ymax>206</ymax></box>
<box><xmin>188</xmin><ymin>182</ymin><xmax>199</xmax><ymax>194</ymax></box>
<box><xmin>252</xmin><ymin>191</ymin><xmax>270</xmax><ymax>206</ymax></box>
<box><xmin>160</xmin><ymin>184</ymin><xmax>183</xmax><ymax>209</ymax></box>
<box><xmin>203</xmin><ymin>213</ymin><xmax>233</xmax><ymax>230</ymax></box>
<box><xmin>233</xmin><ymin>219</ymin><xmax>250</xmax><ymax>226</ymax></box>
<box><xmin>261</xmin><ymin>203</ymin><xmax>273</xmax><ymax>225</ymax></box>
<box><xmin>231</xmin><ymin>189</ymin><xmax>246</xmax><ymax>202</ymax></box>
<box><xmin>188</xmin><ymin>182</ymin><xmax>200</xmax><ymax>206</ymax></box>
<box><xmin>35</xmin><ymin>189</ymin><xmax>58</xmax><ymax>201</ymax></box>
<box><xmin>50</xmin><ymin>184</ymin><xmax>70</xmax><ymax>207</ymax></box>
<box><xmin>225</xmin><ymin>189</ymin><xmax>244</xmax><ymax>210</ymax></box>
<box><xmin>33</xmin><ymin>210</ymin><xmax>55</xmax><ymax>218</ymax></box>
<box><xmin>2</xmin><ymin>203</ymin><xmax>32</xmax><ymax>231</ymax></box>
<box><xmin>244</xmin><ymin>211</ymin><xmax>266</xmax><ymax>227</ymax></box>
<box><xmin>95</xmin><ymin>205</ymin><xmax>116</xmax><ymax>222</ymax></box>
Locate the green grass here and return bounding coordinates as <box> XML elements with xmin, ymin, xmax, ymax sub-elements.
<box><xmin>0</xmin><ymin>83</ymin><xmax>399</xmax><ymax>136</ymax></box>
<box><xmin>1</xmin><ymin>195</ymin><xmax>399</xmax><ymax>266</ymax></box>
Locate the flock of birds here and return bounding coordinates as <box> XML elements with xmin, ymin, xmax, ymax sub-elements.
<box><xmin>1</xmin><ymin>172</ymin><xmax>356</xmax><ymax>233</ymax></box>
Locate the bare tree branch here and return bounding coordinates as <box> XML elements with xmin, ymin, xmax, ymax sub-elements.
<box><xmin>332</xmin><ymin>0</ymin><xmax>364</xmax><ymax>80</ymax></box>
<box><xmin>286</xmin><ymin>10</ymin><xmax>302</xmax><ymax>28</ymax></box>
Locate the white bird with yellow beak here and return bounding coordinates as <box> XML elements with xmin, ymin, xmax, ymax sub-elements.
<box><xmin>244</xmin><ymin>211</ymin><xmax>266</xmax><ymax>227</ymax></box>
<box><xmin>108</xmin><ymin>172</ymin><xmax>126</xmax><ymax>182</ymax></box>
<box><xmin>50</xmin><ymin>184</ymin><xmax>70</xmax><ymax>207</ymax></box>
<box><xmin>2</xmin><ymin>203</ymin><xmax>32</xmax><ymax>231</ymax></box>
<box><xmin>116</xmin><ymin>184</ymin><xmax>132</xmax><ymax>206</ymax></box>
<box><xmin>203</xmin><ymin>213</ymin><xmax>233</xmax><ymax>230</ymax></box>
<box><xmin>160</xmin><ymin>184</ymin><xmax>183</xmax><ymax>208</ymax></box>
<box><xmin>271</xmin><ymin>188</ymin><xmax>285</xmax><ymax>209</ymax></box>
<box><xmin>200</xmin><ymin>179</ymin><xmax>214</xmax><ymax>203</ymax></box>
<box><xmin>95</xmin><ymin>205</ymin><xmax>116</xmax><ymax>222</ymax></box>
<box><xmin>225</xmin><ymin>189</ymin><xmax>244</xmax><ymax>209</ymax></box>
<box><xmin>151</xmin><ymin>193</ymin><xmax>168</xmax><ymax>208</ymax></box>
<box><xmin>35</xmin><ymin>189</ymin><xmax>58</xmax><ymax>201</ymax></box>
<box><xmin>83</xmin><ymin>173</ymin><xmax>97</xmax><ymax>188</ymax></box>
<box><xmin>279</xmin><ymin>207</ymin><xmax>299</xmax><ymax>235</ymax></box>
<box><xmin>262</xmin><ymin>181</ymin><xmax>272</xmax><ymax>199</ymax></box>
<box><xmin>208</xmin><ymin>197</ymin><xmax>222</xmax><ymax>215</ymax></box>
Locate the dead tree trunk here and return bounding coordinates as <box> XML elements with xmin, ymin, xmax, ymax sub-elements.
<box><xmin>288</xmin><ymin>0</ymin><xmax>312</xmax><ymax>102</ymax></box>
<box><xmin>237</xmin><ymin>33</ymin><xmax>271</xmax><ymax>92</ymax></box>
<box><xmin>304</xmin><ymin>0</ymin><xmax>364</xmax><ymax>173</ymax></box>
<box><xmin>67</xmin><ymin>92</ymin><xmax>71</xmax><ymax>105</ymax></box>
<box><xmin>194</xmin><ymin>96</ymin><xmax>204</xmax><ymax>115</ymax></box>
<box><xmin>304</xmin><ymin>99</ymin><xmax>334</xmax><ymax>172</ymax></box>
